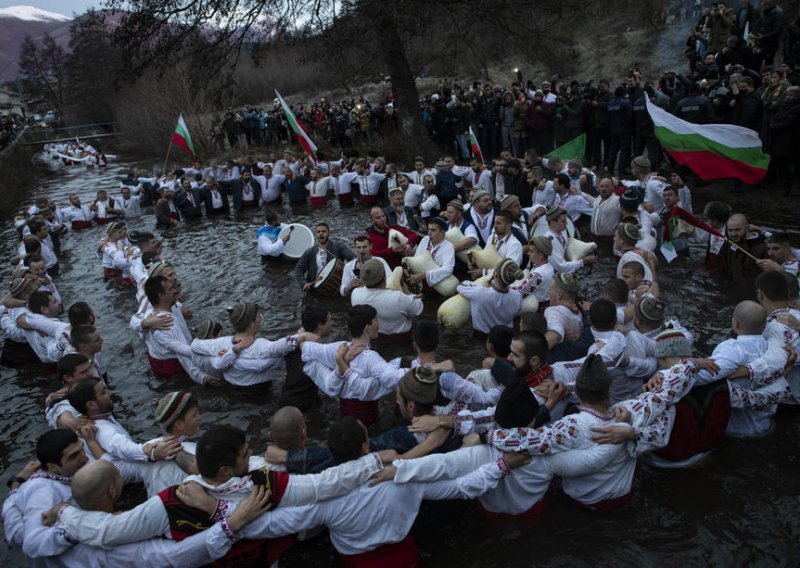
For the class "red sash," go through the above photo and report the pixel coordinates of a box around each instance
[338,193,354,206]
[340,399,379,426]
[310,196,327,207]
[572,491,632,513]
[339,533,419,568]
[359,194,379,204]
[71,220,93,231]
[147,354,186,378]
[474,496,546,521]
[169,212,180,221]
[103,267,122,281]
[241,200,258,209]
[95,217,113,225]
[158,478,294,567]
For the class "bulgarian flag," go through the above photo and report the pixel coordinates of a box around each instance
[171,114,195,159]
[646,96,769,184]
[661,205,725,262]
[469,126,483,163]
[275,90,317,162]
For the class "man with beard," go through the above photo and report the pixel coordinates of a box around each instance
[230,169,261,212]
[756,232,799,277]
[385,187,420,232]
[294,223,355,291]
[465,189,496,248]
[366,207,418,269]
[340,234,392,297]
[469,157,494,199]
[60,194,94,231]
[154,188,180,229]
[719,213,767,301]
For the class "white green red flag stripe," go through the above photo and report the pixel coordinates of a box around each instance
[171,114,195,159]
[646,96,769,185]
[660,205,726,262]
[275,90,317,162]
[468,126,483,163]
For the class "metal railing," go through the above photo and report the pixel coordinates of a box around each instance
[18,122,119,146]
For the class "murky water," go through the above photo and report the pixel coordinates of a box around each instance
[1,160,798,567]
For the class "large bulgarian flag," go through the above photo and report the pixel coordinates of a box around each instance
[171,114,195,159]
[275,90,318,162]
[468,126,483,163]
[646,96,769,184]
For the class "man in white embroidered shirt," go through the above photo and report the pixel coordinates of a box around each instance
[351,259,423,340]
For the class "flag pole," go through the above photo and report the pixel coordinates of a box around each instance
[162,114,179,175]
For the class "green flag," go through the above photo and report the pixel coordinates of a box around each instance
[546,133,586,162]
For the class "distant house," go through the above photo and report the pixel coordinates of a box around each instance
[0,86,25,116]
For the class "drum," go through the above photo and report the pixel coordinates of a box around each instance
[314,258,344,296]
[279,224,314,259]
[532,216,575,238]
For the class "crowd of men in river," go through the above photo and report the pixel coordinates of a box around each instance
[2,134,799,565]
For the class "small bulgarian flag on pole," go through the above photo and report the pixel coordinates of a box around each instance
[275,89,318,162]
[469,126,483,163]
[646,96,769,184]
[171,114,195,159]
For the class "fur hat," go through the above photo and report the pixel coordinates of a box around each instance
[399,366,438,404]
[576,354,612,395]
[500,194,520,210]
[496,259,524,286]
[554,272,580,295]
[494,378,540,428]
[529,236,553,257]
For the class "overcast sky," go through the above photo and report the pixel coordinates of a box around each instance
[0,1,99,18]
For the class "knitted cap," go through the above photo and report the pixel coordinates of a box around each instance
[496,259,524,286]
[631,155,651,170]
[554,272,580,294]
[447,199,464,212]
[495,378,540,428]
[473,188,490,202]
[389,186,403,196]
[106,220,125,236]
[228,301,259,327]
[621,223,640,242]
[360,258,385,287]
[500,194,520,210]
[545,205,566,222]
[529,236,553,257]
[576,354,612,395]
[9,277,29,297]
[155,391,194,429]
[654,328,692,358]
[399,366,438,404]
[435,160,447,169]
[620,189,641,209]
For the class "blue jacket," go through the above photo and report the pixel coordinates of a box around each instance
[607,97,633,136]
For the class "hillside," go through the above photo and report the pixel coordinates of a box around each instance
[0,6,72,82]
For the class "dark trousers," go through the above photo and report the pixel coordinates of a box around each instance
[591,127,611,168]
[606,134,632,175]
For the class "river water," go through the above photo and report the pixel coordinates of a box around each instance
[1,159,798,567]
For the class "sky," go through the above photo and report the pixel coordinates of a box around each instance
[0,1,99,18]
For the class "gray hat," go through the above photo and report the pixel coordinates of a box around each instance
[500,194,520,210]
[473,188,490,202]
[496,259,524,286]
[576,354,612,395]
[529,236,553,257]
[360,258,385,288]
[398,366,438,404]
[631,155,651,170]
[654,328,692,358]
[554,272,580,295]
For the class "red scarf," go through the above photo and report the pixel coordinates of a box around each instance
[525,364,553,388]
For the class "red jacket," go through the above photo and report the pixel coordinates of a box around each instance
[367,224,418,269]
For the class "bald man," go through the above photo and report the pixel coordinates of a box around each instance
[19,460,270,566]
[720,214,767,302]
[694,300,790,437]
[266,406,335,473]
